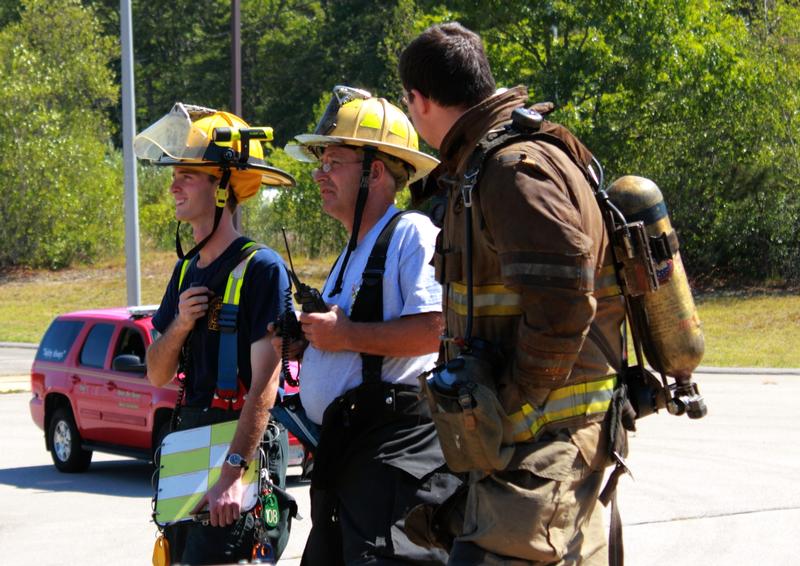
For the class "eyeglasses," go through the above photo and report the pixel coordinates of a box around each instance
[314,85,372,136]
[313,158,363,175]
[400,89,415,108]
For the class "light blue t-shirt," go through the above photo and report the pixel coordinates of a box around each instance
[300,205,441,424]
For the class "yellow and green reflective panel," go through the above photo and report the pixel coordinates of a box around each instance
[154,421,259,526]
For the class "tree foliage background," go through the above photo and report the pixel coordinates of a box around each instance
[0,0,797,284]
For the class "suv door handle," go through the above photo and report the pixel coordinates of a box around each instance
[106,381,117,391]
[70,375,81,384]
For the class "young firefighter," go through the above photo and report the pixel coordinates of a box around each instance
[134,104,295,564]
[276,87,461,565]
[399,24,627,565]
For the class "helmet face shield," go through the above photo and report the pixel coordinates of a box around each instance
[134,103,218,162]
[135,102,296,195]
[313,85,372,136]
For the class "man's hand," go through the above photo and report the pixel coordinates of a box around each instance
[191,465,245,527]
[175,286,212,334]
[147,285,214,387]
[299,304,351,351]
[267,321,308,360]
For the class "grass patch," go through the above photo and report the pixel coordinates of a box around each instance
[1,254,797,368]
[0,250,332,344]
[694,291,800,368]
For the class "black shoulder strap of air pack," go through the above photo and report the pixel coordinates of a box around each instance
[464,109,598,193]
[457,109,600,344]
[348,211,410,384]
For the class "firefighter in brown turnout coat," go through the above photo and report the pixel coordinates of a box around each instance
[400,23,626,564]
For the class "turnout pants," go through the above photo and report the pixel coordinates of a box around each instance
[448,430,608,566]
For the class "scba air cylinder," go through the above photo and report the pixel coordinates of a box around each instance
[606,175,705,380]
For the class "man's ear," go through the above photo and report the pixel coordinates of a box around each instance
[370,159,383,181]
[412,89,431,115]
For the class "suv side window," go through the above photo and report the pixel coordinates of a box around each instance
[113,327,146,363]
[79,323,115,368]
[36,320,84,362]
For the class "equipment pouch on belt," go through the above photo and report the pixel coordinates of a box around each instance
[419,353,514,473]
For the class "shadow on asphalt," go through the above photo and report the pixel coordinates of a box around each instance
[0,459,154,497]
[0,459,310,498]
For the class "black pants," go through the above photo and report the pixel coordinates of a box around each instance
[162,407,290,565]
[301,418,460,565]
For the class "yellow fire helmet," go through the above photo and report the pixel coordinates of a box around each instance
[135,102,295,203]
[285,86,439,185]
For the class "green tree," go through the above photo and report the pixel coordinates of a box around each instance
[0,0,121,268]
[431,0,800,283]
[242,147,347,258]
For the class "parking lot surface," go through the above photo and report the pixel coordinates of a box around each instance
[1,369,798,565]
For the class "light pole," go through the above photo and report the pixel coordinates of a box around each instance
[231,0,243,231]
[121,0,141,306]
[231,0,242,116]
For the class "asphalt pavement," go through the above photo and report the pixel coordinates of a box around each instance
[2,344,798,564]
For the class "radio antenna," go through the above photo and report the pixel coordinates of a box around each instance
[281,227,303,289]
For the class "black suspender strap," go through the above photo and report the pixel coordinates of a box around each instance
[349,211,410,384]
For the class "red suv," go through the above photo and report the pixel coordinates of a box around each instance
[29,306,303,473]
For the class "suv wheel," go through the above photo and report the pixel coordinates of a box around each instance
[49,408,92,473]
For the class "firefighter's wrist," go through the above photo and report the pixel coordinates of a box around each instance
[223,452,249,470]
[220,461,246,483]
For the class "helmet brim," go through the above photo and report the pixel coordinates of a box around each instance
[152,159,296,188]
[286,134,439,184]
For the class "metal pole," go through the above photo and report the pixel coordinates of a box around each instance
[121,0,141,306]
[231,0,243,231]
[231,0,242,115]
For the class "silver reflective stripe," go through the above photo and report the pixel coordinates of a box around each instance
[502,260,594,290]
[448,288,521,309]
[503,262,585,280]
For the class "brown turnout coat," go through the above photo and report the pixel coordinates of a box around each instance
[434,86,625,466]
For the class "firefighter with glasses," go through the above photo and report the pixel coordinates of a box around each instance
[277,86,461,565]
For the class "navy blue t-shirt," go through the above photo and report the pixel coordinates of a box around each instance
[152,237,290,407]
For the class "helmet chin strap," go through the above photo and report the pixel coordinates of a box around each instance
[329,147,376,297]
[175,169,233,259]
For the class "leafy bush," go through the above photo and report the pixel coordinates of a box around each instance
[0,0,121,268]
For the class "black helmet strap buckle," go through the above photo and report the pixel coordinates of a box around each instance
[329,146,376,297]
[175,168,232,260]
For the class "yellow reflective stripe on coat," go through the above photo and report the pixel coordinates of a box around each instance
[223,247,259,306]
[448,282,522,317]
[510,375,616,442]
